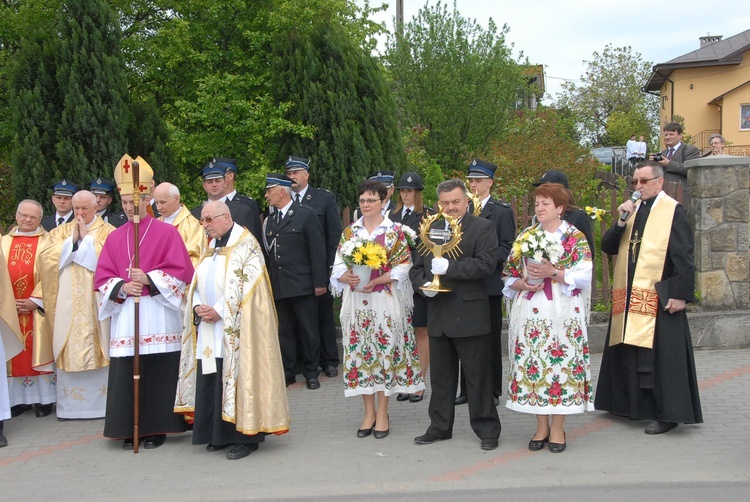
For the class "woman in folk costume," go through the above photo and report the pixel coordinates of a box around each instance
[175,201,290,460]
[330,180,424,439]
[502,182,594,453]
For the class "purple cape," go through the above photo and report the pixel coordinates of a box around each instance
[94,215,194,291]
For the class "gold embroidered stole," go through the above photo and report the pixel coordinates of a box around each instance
[610,195,677,348]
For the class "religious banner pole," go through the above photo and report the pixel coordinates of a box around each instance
[132,160,142,454]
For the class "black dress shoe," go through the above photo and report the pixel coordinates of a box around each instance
[143,434,166,449]
[454,395,468,406]
[408,393,424,403]
[528,434,550,451]
[548,432,566,453]
[226,443,258,460]
[396,393,410,402]
[644,420,678,435]
[35,404,53,418]
[285,375,296,387]
[10,404,32,417]
[356,425,374,438]
[323,366,338,378]
[306,378,321,390]
[414,433,449,445]
[480,438,499,451]
[373,428,389,439]
[206,443,230,452]
[0,433,8,448]
[122,437,139,450]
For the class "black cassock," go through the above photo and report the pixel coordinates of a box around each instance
[595,196,702,425]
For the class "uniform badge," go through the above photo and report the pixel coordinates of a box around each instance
[96,178,102,184]
[62,180,67,186]
[407,176,412,182]
[306,194,311,200]
[288,209,294,217]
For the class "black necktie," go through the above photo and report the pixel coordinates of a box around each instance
[57,217,64,226]
[403,208,411,220]
[275,210,282,224]
[295,193,301,204]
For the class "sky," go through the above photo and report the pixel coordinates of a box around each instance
[361,0,750,104]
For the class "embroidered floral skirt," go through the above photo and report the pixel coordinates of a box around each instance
[340,289,424,397]
[506,289,594,414]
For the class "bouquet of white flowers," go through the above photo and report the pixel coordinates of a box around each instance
[511,226,564,284]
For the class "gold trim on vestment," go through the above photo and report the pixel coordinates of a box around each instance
[609,194,677,348]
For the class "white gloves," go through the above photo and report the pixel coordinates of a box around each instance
[422,282,438,298]
[431,257,449,275]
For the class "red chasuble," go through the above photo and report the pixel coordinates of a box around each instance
[7,236,51,376]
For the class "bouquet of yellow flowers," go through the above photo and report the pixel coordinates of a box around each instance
[340,237,389,270]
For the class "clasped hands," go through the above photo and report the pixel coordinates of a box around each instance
[340,269,391,293]
[122,268,149,297]
[511,259,558,292]
[195,304,220,323]
[15,298,39,315]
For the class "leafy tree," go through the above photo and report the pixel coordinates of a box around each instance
[271,14,405,209]
[9,0,130,210]
[556,44,658,146]
[384,0,530,173]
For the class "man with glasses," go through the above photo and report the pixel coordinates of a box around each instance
[175,201,290,460]
[2,201,55,419]
[596,160,702,435]
[263,173,327,390]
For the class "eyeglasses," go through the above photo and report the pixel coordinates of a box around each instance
[630,177,660,187]
[358,198,382,205]
[16,212,41,220]
[199,213,226,224]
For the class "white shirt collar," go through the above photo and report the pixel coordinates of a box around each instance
[278,199,294,218]
[225,190,237,201]
[56,211,72,220]
[294,185,309,201]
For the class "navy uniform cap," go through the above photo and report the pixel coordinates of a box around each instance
[199,164,227,180]
[367,170,395,185]
[396,172,424,190]
[211,157,238,173]
[533,169,569,189]
[265,173,293,189]
[466,158,497,179]
[50,179,80,196]
[285,156,310,172]
[89,177,116,195]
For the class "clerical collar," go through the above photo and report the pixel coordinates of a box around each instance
[14,227,40,236]
[214,231,231,248]
[162,209,179,225]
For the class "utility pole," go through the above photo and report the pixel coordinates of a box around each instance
[396,0,403,37]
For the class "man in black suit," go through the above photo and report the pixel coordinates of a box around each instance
[410,179,502,451]
[89,178,127,228]
[284,156,342,378]
[262,173,328,390]
[40,179,79,231]
[651,122,699,211]
[452,159,516,406]
[190,163,261,242]
[210,157,263,226]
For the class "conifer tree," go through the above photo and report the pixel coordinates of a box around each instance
[273,18,405,209]
[11,0,129,208]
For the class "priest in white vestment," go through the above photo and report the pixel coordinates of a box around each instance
[1,247,25,447]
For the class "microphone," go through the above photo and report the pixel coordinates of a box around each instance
[619,190,641,221]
